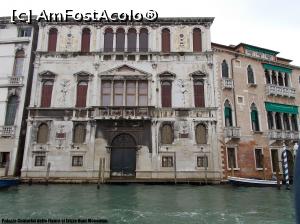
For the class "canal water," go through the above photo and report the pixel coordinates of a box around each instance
[0,184,295,224]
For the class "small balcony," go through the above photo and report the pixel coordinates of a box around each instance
[0,126,16,137]
[222,78,234,89]
[155,107,217,119]
[268,129,300,140]
[224,127,241,139]
[94,106,153,120]
[266,84,296,98]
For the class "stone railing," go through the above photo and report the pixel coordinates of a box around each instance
[0,126,16,137]
[222,78,234,89]
[224,127,241,138]
[266,84,296,98]
[155,108,217,119]
[94,106,153,119]
[268,129,300,140]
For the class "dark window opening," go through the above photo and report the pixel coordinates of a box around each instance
[72,156,83,166]
[127,28,137,52]
[193,28,202,52]
[161,28,170,53]
[255,148,263,169]
[247,65,255,84]
[0,152,10,168]
[48,28,58,52]
[224,100,233,127]
[116,28,125,52]
[41,80,53,107]
[227,148,237,169]
[162,156,173,167]
[222,60,229,78]
[139,28,148,52]
[81,28,91,53]
[104,28,113,52]
[35,156,46,166]
[161,81,172,107]
[197,155,208,168]
[76,81,88,107]
[251,103,260,131]
[194,80,205,107]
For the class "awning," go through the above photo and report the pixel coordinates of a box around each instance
[263,64,292,74]
[265,102,298,114]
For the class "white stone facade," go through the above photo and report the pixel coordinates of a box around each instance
[21,18,222,182]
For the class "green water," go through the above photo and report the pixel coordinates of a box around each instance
[0,184,295,224]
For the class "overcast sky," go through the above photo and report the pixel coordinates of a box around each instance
[2,0,299,65]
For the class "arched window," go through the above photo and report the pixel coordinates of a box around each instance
[193,28,202,52]
[161,124,173,144]
[76,81,88,107]
[283,113,290,130]
[81,28,90,52]
[48,28,58,52]
[224,100,233,127]
[221,60,229,78]
[247,65,255,84]
[194,80,205,107]
[104,28,113,52]
[13,50,25,76]
[275,112,282,130]
[41,81,53,107]
[265,70,270,84]
[271,71,277,85]
[127,28,137,52]
[278,72,284,86]
[284,73,289,87]
[291,114,298,131]
[250,103,260,131]
[161,81,172,107]
[37,123,49,144]
[195,124,207,144]
[161,28,170,53]
[4,95,18,126]
[116,28,125,52]
[139,28,148,52]
[73,123,86,144]
[267,111,274,130]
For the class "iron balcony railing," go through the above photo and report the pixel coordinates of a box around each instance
[266,84,296,98]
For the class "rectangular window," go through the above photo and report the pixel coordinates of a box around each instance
[35,156,45,166]
[0,152,10,168]
[101,81,111,106]
[197,156,208,168]
[138,81,148,106]
[227,147,237,169]
[194,81,205,107]
[161,81,172,107]
[114,81,124,106]
[162,156,173,167]
[72,156,83,166]
[126,81,136,106]
[255,148,263,169]
[271,149,279,172]
[18,27,32,37]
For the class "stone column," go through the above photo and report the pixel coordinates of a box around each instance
[288,114,292,131]
[112,31,116,52]
[124,30,128,52]
[272,112,276,130]
[280,113,284,130]
[136,30,140,52]
[275,71,279,85]
[268,70,272,84]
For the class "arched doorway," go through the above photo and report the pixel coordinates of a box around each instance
[110,133,136,176]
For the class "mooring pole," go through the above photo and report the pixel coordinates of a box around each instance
[45,162,51,185]
[262,154,266,180]
[4,159,10,177]
[275,159,281,190]
[174,152,177,184]
[97,158,102,189]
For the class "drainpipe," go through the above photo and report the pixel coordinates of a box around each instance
[231,54,239,127]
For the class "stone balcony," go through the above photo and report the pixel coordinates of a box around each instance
[0,126,16,137]
[265,84,296,98]
[222,78,234,89]
[155,107,217,119]
[93,106,153,120]
[0,76,24,87]
[268,129,300,140]
[224,127,241,139]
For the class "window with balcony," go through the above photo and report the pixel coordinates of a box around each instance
[265,69,270,84]
[161,81,172,107]
[247,65,255,84]
[37,123,49,144]
[255,148,263,169]
[195,124,207,144]
[73,123,86,144]
[161,28,170,53]
[41,80,53,107]
[76,81,88,107]
[139,28,148,52]
[227,147,237,169]
[193,28,202,52]
[81,28,90,53]
[194,80,205,107]
[13,50,25,76]
[224,100,233,127]
[267,111,274,129]
[48,28,58,52]
[161,123,173,144]
[127,28,137,52]
[4,95,18,126]
[250,103,260,131]
[291,114,298,131]
[275,112,282,130]
[104,28,113,52]
[283,113,290,130]
[116,28,125,52]
[222,60,229,78]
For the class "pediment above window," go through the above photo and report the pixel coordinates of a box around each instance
[189,70,207,79]
[99,64,152,80]
[38,71,57,81]
[73,71,94,81]
[158,71,176,80]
